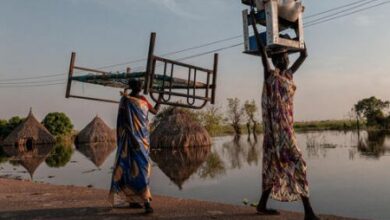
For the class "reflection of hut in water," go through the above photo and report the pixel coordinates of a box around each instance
[150,146,210,189]
[4,144,53,179]
[2,109,55,154]
[75,116,116,167]
[76,116,116,144]
[76,142,116,167]
[151,108,211,148]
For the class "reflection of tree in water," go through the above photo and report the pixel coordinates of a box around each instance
[45,142,74,168]
[222,137,261,169]
[3,144,53,179]
[305,133,338,159]
[246,138,260,166]
[0,146,9,164]
[357,131,390,159]
[75,142,115,168]
[150,146,210,190]
[198,152,226,179]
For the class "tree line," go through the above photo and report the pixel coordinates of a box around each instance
[0,112,73,140]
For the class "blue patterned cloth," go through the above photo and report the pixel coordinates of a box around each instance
[110,95,152,203]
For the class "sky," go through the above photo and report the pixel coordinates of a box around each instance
[1,0,390,129]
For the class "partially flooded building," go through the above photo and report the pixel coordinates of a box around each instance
[75,116,116,167]
[2,109,55,154]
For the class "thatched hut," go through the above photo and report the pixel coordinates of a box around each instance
[150,108,211,148]
[150,146,210,189]
[76,142,116,167]
[76,116,116,144]
[2,109,55,153]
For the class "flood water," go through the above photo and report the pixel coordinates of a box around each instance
[1,131,390,220]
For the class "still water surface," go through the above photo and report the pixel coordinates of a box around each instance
[1,131,390,220]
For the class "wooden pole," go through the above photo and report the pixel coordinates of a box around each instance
[144,32,156,94]
[211,53,218,104]
[65,52,76,98]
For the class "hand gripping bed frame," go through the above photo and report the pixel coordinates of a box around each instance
[65,33,218,109]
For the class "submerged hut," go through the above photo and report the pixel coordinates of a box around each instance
[150,108,211,148]
[2,109,55,153]
[150,146,210,189]
[75,116,116,167]
[76,116,116,144]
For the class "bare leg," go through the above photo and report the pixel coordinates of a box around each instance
[256,188,280,215]
[301,196,320,220]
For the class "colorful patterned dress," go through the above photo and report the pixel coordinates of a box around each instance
[110,95,152,203]
[261,69,309,202]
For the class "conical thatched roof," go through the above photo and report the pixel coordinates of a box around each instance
[76,142,116,167]
[76,116,116,144]
[150,146,210,189]
[3,109,55,146]
[150,108,211,148]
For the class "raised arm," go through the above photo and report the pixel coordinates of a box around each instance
[249,9,271,80]
[148,95,162,115]
[289,44,308,74]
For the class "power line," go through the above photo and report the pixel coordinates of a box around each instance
[305,0,373,18]
[0,72,65,82]
[305,1,390,27]
[0,82,65,88]
[0,78,66,85]
[305,0,382,26]
[95,35,244,70]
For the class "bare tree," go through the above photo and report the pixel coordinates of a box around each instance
[244,100,259,139]
[226,98,244,137]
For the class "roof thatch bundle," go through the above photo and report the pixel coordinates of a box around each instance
[76,142,116,167]
[2,109,55,150]
[76,116,116,144]
[150,108,211,148]
[150,146,210,189]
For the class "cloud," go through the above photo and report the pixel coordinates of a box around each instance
[148,0,203,20]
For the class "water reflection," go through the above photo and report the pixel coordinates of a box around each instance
[150,146,211,190]
[2,132,390,219]
[0,146,9,164]
[222,137,262,169]
[357,131,390,159]
[197,152,226,179]
[45,142,74,168]
[75,142,116,168]
[2,144,53,179]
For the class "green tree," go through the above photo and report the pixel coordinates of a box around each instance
[45,142,73,168]
[226,98,244,136]
[198,106,223,136]
[354,97,390,128]
[42,112,73,136]
[0,116,24,139]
